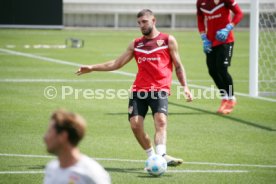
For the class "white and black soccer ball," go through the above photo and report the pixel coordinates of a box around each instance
[145,155,167,176]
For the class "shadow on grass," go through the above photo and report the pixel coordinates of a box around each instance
[105,167,172,178]
[106,112,205,116]
[168,101,276,132]
[105,102,275,131]
[105,167,143,174]
[137,174,172,178]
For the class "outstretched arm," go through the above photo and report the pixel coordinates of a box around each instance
[76,41,134,75]
[169,35,193,102]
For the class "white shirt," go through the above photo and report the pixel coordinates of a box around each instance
[44,155,111,184]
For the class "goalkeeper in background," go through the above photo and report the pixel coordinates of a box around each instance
[196,0,243,114]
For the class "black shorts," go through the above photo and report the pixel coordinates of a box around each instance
[207,42,234,68]
[128,91,168,121]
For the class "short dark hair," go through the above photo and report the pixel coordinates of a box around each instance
[137,9,154,18]
[51,109,86,146]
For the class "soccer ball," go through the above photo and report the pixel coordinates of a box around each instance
[145,155,167,176]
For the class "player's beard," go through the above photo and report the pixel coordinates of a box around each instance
[141,26,153,36]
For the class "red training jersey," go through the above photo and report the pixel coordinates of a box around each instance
[132,32,172,93]
[197,0,243,47]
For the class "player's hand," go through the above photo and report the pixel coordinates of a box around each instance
[216,24,234,42]
[201,34,212,54]
[75,65,93,76]
[184,86,193,102]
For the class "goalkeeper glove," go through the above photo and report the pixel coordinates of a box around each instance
[216,23,234,42]
[201,33,212,54]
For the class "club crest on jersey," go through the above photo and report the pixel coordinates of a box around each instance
[156,40,164,47]
[214,0,220,5]
[137,42,144,48]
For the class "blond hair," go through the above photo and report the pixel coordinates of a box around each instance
[51,109,86,146]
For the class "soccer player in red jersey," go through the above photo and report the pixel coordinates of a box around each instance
[76,9,193,166]
[197,0,243,114]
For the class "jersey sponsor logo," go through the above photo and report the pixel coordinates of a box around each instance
[137,57,161,64]
[207,13,222,20]
[224,58,229,65]
[156,40,164,47]
[161,106,167,112]
[200,3,224,14]
[201,2,206,6]
[128,106,133,114]
[214,0,220,5]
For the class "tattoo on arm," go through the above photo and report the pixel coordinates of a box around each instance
[175,65,187,86]
[169,35,188,87]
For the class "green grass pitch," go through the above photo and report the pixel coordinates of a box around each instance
[0,29,275,184]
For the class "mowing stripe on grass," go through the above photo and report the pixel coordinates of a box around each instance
[0,48,275,102]
[166,170,249,173]
[1,153,275,169]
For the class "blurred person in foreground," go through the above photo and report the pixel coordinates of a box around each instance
[43,109,111,184]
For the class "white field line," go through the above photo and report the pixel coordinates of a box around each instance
[0,171,44,174]
[183,161,276,168]
[0,79,259,83]
[0,48,275,102]
[0,48,134,77]
[0,153,275,169]
[94,158,276,169]
[0,170,248,175]
[0,153,53,158]
[0,79,133,83]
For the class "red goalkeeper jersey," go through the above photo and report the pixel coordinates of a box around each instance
[132,32,172,93]
[197,0,243,47]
